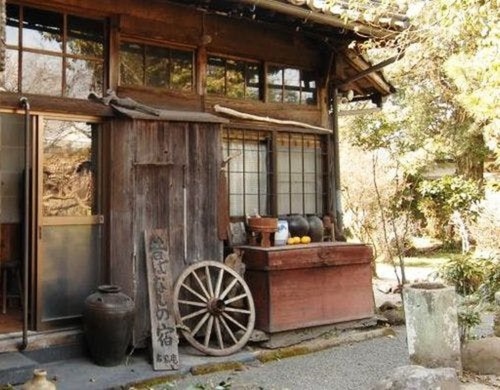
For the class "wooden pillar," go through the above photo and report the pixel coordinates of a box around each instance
[0,0,5,72]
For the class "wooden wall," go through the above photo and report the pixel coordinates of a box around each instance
[108,118,222,346]
[6,0,330,126]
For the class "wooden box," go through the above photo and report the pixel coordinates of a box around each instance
[241,242,374,333]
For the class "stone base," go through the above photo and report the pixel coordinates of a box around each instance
[256,317,377,349]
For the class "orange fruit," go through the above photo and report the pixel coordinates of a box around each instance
[292,236,301,244]
[301,236,311,244]
[287,237,295,245]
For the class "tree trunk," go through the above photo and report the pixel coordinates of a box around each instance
[456,133,485,185]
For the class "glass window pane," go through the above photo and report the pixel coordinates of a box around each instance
[245,174,259,194]
[267,66,282,103]
[2,49,19,92]
[302,91,316,105]
[66,15,104,57]
[6,4,20,46]
[229,171,244,195]
[22,52,62,95]
[41,225,100,322]
[170,49,193,91]
[226,59,245,98]
[145,45,169,88]
[245,194,259,215]
[246,64,260,100]
[301,69,317,105]
[43,120,98,216]
[304,194,316,214]
[284,68,300,87]
[230,195,244,216]
[290,194,303,214]
[245,149,260,172]
[277,193,290,215]
[284,88,300,104]
[23,7,63,52]
[207,56,225,94]
[66,59,103,98]
[120,42,144,86]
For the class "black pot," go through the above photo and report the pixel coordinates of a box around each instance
[307,215,324,242]
[287,214,309,237]
[84,285,135,366]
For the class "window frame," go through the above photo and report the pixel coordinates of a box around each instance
[222,125,328,219]
[4,3,107,98]
[266,63,318,106]
[206,54,262,100]
[118,37,196,93]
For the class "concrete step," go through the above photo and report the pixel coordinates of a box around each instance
[0,352,37,386]
[0,330,87,386]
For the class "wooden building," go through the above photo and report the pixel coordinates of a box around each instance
[0,0,406,349]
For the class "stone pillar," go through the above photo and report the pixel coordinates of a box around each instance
[494,291,500,337]
[403,282,462,372]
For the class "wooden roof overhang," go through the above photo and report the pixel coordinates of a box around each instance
[160,0,407,100]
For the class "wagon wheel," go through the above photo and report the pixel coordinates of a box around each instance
[173,260,255,356]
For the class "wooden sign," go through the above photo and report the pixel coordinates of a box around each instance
[144,229,179,370]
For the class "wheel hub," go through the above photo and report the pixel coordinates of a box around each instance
[208,298,225,315]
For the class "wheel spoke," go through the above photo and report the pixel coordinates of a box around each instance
[173,261,255,356]
[225,307,251,315]
[178,299,207,308]
[181,282,208,303]
[219,315,238,344]
[222,312,247,331]
[192,270,211,300]
[224,293,248,305]
[204,316,214,347]
[191,312,211,337]
[181,307,207,322]
[214,267,225,297]
[219,277,239,300]
[205,266,214,298]
[214,318,224,349]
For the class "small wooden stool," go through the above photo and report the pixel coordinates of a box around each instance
[1,260,23,314]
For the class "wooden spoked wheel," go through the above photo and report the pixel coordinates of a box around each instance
[173,260,255,356]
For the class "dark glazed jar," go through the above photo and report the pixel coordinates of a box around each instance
[307,215,324,242]
[287,214,309,237]
[84,285,135,366]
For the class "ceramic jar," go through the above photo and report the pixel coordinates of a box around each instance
[287,214,309,237]
[274,219,289,246]
[307,215,324,242]
[22,369,56,390]
[84,285,135,366]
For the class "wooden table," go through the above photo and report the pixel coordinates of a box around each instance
[240,242,375,333]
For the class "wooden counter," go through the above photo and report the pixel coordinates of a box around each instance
[240,242,374,333]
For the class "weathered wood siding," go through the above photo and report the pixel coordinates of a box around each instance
[109,119,222,346]
[2,0,328,126]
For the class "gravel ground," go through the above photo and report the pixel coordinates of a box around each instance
[156,328,410,390]
[153,263,498,390]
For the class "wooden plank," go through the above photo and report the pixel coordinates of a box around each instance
[144,229,179,371]
[245,261,374,333]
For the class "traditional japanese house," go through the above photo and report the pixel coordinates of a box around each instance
[0,0,407,351]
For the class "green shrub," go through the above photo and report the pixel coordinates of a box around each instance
[457,295,483,342]
[436,254,484,296]
[477,257,500,302]
[417,175,482,241]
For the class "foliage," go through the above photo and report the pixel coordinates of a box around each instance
[417,175,482,241]
[436,254,485,296]
[456,295,483,342]
[342,0,499,180]
[477,256,500,302]
[340,132,417,283]
[468,189,500,255]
